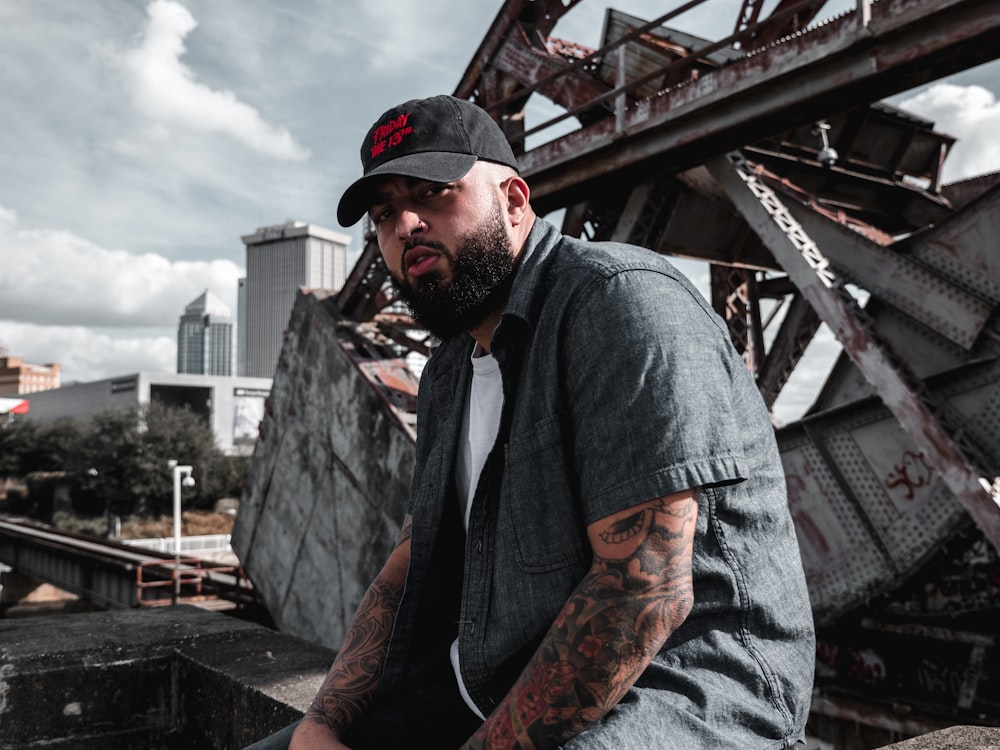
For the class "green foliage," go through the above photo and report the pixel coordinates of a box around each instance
[1,402,249,517]
[1,416,83,476]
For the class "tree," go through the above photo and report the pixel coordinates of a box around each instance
[0,416,83,477]
[137,400,245,514]
[0,416,39,477]
[4,402,248,519]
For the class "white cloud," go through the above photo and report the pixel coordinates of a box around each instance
[115,0,310,161]
[899,83,1000,182]
[0,205,242,330]
[0,322,175,386]
[356,1,501,77]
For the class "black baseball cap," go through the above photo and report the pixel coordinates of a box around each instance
[337,95,519,226]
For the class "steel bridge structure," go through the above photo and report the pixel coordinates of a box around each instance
[234,1,1000,745]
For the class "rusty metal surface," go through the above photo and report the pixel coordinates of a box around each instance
[737,0,831,50]
[489,25,613,120]
[777,199,991,350]
[710,153,1000,553]
[779,358,1000,624]
[810,526,1000,732]
[595,9,743,100]
[517,0,1000,214]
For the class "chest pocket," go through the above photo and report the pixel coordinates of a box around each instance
[501,414,587,572]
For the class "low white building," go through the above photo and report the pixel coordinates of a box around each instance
[24,372,272,456]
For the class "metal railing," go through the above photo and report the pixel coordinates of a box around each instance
[135,557,258,607]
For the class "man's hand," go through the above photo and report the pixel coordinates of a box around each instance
[288,718,352,750]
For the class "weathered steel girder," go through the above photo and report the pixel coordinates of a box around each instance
[505,0,1000,215]
[710,264,764,371]
[708,152,1000,553]
[734,0,829,50]
[329,0,1000,571]
[755,291,821,410]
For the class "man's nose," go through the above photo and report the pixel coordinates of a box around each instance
[397,209,425,238]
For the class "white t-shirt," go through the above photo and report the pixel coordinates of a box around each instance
[450,346,503,719]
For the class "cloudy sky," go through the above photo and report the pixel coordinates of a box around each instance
[1,0,998,424]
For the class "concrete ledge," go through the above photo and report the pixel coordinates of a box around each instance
[877,725,1000,749]
[0,606,334,749]
[7,608,996,749]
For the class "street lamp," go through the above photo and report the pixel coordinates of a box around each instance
[167,459,195,600]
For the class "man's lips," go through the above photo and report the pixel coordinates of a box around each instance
[405,246,441,277]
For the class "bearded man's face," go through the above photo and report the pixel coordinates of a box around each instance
[389,199,516,340]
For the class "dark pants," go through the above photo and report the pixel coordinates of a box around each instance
[243,660,482,749]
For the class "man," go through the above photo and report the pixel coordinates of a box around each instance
[248,94,815,750]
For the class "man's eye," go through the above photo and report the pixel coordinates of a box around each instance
[422,184,449,199]
[371,207,392,224]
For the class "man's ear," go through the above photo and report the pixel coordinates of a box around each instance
[503,175,530,226]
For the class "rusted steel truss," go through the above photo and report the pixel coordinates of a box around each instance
[334,0,1000,561]
[708,151,1000,551]
[488,0,1000,213]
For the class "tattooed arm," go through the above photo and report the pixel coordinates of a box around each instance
[288,514,413,750]
[461,489,698,750]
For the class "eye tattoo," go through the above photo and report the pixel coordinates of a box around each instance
[599,511,646,545]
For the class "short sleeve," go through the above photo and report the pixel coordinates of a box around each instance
[561,267,751,522]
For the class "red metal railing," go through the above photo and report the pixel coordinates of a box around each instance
[135,558,260,608]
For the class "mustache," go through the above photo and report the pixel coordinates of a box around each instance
[403,237,448,253]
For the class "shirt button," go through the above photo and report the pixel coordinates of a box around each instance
[475,537,483,553]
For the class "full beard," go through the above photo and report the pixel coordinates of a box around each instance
[391,203,517,341]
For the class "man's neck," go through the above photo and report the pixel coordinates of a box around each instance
[468,310,503,354]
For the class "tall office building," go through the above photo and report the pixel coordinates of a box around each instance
[177,290,234,376]
[241,221,350,378]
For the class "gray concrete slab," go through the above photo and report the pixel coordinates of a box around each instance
[231,291,416,651]
[0,606,334,749]
[3,605,996,749]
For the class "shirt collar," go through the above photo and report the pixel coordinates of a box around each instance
[497,217,563,333]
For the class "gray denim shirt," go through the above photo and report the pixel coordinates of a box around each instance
[381,218,815,749]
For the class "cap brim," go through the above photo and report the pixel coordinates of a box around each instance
[337,151,478,226]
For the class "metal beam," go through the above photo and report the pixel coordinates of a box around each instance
[454,0,584,101]
[780,199,993,350]
[520,0,1000,214]
[489,28,612,118]
[707,151,1000,551]
[756,292,821,409]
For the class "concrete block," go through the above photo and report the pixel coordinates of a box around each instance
[232,291,415,650]
[0,606,334,749]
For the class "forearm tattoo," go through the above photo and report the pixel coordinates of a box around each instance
[472,495,696,750]
[303,521,411,735]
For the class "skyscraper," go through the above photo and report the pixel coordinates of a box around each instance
[241,221,350,378]
[177,290,234,376]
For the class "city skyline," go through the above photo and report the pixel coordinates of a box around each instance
[1,0,999,423]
